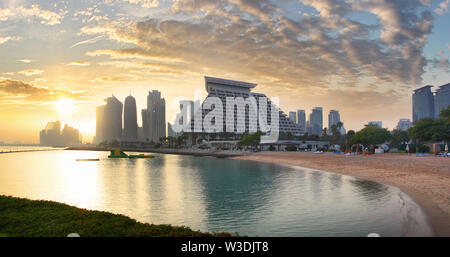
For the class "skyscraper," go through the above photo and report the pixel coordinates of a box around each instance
[40,121,61,146]
[368,121,382,128]
[396,119,412,131]
[297,110,306,132]
[413,85,434,123]
[143,90,166,143]
[328,110,340,135]
[102,95,123,143]
[289,112,297,124]
[185,76,302,140]
[309,107,323,135]
[434,83,450,118]
[123,95,138,140]
[95,105,105,144]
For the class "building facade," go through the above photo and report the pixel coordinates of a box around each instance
[289,112,297,124]
[368,121,382,128]
[123,95,138,140]
[40,121,79,146]
[185,76,302,141]
[297,110,306,132]
[309,107,323,135]
[95,95,123,143]
[396,119,412,131]
[434,83,450,118]
[413,85,434,123]
[328,110,340,135]
[143,90,166,143]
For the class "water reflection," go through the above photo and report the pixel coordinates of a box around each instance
[0,150,433,236]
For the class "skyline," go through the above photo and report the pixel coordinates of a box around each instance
[1,0,450,143]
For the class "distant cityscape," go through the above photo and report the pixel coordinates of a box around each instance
[36,78,450,147]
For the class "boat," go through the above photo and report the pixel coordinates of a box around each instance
[76,158,100,161]
[108,149,154,159]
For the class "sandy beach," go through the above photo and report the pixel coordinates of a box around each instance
[233,152,450,237]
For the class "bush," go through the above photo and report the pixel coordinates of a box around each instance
[285,145,297,151]
[268,145,276,151]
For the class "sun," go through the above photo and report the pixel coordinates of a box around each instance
[54,98,76,116]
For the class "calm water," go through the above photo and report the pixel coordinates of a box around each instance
[0,150,434,236]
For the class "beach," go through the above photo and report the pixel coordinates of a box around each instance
[233,152,450,237]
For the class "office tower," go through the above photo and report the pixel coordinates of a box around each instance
[61,124,80,145]
[94,105,105,144]
[143,90,166,143]
[168,123,180,138]
[412,85,434,123]
[123,95,138,140]
[309,107,323,135]
[39,121,61,146]
[368,121,382,128]
[396,119,412,131]
[328,110,341,135]
[289,112,297,124]
[103,95,123,142]
[434,83,450,118]
[186,76,301,139]
[297,110,306,132]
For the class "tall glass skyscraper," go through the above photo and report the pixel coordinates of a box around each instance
[412,85,434,123]
[142,90,166,143]
[123,95,138,140]
[309,107,323,135]
[434,83,450,118]
[289,112,297,124]
[328,110,340,134]
[297,110,306,132]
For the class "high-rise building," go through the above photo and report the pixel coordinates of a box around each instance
[143,90,166,143]
[185,76,302,140]
[434,83,450,118]
[40,121,61,146]
[289,112,297,124]
[396,119,412,131]
[98,95,123,143]
[297,110,306,132]
[413,85,434,123]
[61,124,80,145]
[40,121,79,146]
[368,121,382,128]
[94,105,105,144]
[328,110,340,135]
[309,107,323,135]
[123,95,138,140]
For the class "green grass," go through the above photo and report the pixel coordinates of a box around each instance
[0,195,234,237]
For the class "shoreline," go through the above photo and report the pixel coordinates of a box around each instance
[65,146,249,158]
[232,152,450,237]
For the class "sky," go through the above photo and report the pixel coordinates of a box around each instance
[0,0,449,144]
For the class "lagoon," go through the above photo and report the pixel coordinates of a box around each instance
[0,150,433,236]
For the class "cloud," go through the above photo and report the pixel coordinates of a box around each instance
[67,61,91,66]
[0,36,22,45]
[71,35,104,48]
[0,5,64,25]
[17,59,33,63]
[435,0,450,15]
[80,0,434,90]
[0,79,88,102]
[431,57,450,72]
[17,69,44,76]
[122,0,159,8]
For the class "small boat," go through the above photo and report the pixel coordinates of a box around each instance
[76,158,100,161]
[108,149,154,159]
